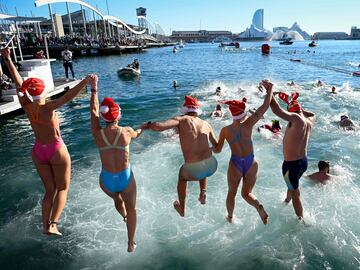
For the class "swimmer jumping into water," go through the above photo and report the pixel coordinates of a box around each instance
[90,77,142,252]
[141,96,218,217]
[270,90,315,221]
[212,80,274,225]
[1,47,91,236]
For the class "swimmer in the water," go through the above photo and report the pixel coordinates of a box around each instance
[258,119,281,134]
[211,104,223,118]
[338,115,355,131]
[307,160,332,184]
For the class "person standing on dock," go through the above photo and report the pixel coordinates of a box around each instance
[141,96,218,217]
[270,91,315,222]
[1,47,91,236]
[61,46,75,81]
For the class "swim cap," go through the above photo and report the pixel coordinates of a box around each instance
[19,78,45,100]
[278,92,301,112]
[340,115,348,121]
[182,95,200,114]
[221,98,247,120]
[100,97,121,122]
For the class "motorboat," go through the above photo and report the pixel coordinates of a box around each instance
[309,41,318,47]
[280,38,293,45]
[117,67,141,77]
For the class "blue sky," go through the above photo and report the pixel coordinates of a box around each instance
[2,0,359,34]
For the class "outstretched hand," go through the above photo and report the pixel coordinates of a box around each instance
[86,74,98,89]
[0,47,11,60]
[260,80,274,93]
[139,122,150,130]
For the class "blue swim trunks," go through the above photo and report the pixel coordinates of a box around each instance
[100,166,132,193]
[183,156,218,180]
[282,157,308,190]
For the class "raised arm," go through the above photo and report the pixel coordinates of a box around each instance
[146,117,181,132]
[89,74,101,134]
[270,95,295,122]
[46,76,89,111]
[301,108,315,126]
[212,127,226,153]
[1,47,31,106]
[246,80,274,127]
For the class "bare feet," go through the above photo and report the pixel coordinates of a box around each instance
[257,205,269,225]
[173,200,185,217]
[47,222,62,236]
[128,241,137,253]
[284,197,291,204]
[226,215,233,223]
[198,190,206,205]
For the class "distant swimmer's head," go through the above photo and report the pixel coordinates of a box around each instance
[340,115,349,121]
[220,97,247,120]
[278,92,302,113]
[182,95,200,114]
[332,86,336,92]
[18,78,46,101]
[216,104,221,111]
[271,120,281,130]
[318,160,330,173]
[100,97,121,123]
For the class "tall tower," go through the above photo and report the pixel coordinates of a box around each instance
[252,9,264,30]
[136,7,147,32]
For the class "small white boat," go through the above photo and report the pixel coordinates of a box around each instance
[117,67,141,77]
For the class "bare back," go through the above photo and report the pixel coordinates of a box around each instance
[283,114,312,161]
[93,125,132,173]
[177,115,213,163]
[223,120,254,157]
[24,103,61,144]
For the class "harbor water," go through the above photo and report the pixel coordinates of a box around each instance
[1,41,360,269]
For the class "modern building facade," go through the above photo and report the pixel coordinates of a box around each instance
[350,26,360,39]
[312,32,349,40]
[239,9,271,40]
[171,30,233,42]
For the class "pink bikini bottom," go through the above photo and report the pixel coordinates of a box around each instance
[32,138,64,164]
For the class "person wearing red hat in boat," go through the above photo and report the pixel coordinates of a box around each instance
[1,46,91,236]
[90,78,142,252]
[270,89,315,222]
[141,95,218,217]
[212,80,273,225]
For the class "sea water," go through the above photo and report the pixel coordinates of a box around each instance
[0,41,360,270]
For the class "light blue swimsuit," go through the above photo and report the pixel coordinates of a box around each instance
[98,128,132,193]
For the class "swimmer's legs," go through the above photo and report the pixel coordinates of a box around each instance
[121,177,137,252]
[289,188,303,218]
[198,178,207,204]
[226,162,241,223]
[174,166,189,217]
[242,162,268,225]
[284,189,292,203]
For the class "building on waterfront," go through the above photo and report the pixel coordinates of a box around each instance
[238,9,272,41]
[171,30,233,42]
[136,7,148,33]
[271,22,310,40]
[312,32,349,40]
[350,26,360,39]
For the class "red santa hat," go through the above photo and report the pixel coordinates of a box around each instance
[220,98,247,120]
[100,97,121,122]
[19,78,46,100]
[278,92,302,112]
[182,95,200,114]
